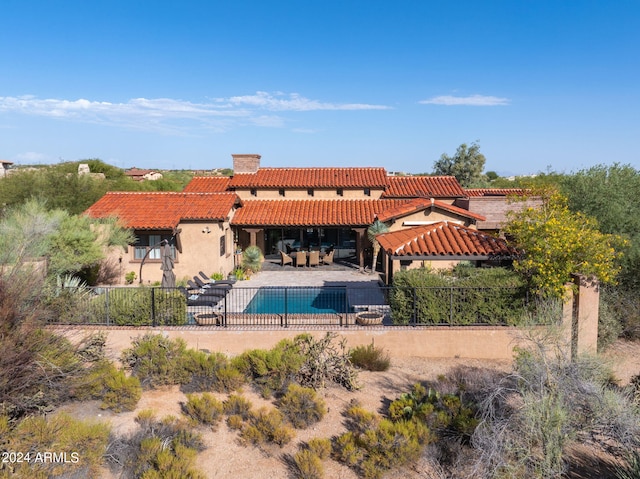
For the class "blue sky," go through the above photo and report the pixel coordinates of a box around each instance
[1,1,638,176]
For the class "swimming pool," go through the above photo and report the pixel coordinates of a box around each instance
[244,287,349,314]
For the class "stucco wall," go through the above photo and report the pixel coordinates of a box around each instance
[106,220,236,285]
[59,326,535,361]
[233,188,384,200]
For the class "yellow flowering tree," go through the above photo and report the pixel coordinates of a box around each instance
[504,190,627,299]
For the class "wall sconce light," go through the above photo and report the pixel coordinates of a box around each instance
[202,226,211,234]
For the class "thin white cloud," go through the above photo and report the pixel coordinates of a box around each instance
[420,94,510,106]
[0,92,390,134]
[226,91,391,111]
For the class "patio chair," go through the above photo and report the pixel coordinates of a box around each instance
[322,249,335,265]
[295,250,307,267]
[308,250,320,267]
[280,250,293,266]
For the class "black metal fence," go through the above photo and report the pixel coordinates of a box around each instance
[47,284,531,328]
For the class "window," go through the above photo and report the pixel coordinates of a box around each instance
[134,234,176,261]
[220,235,226,256]
[337,188,343,196]
[279,188,285,197]
[307,188,314,197]
[250,188,257,197]
[364,188,371,196]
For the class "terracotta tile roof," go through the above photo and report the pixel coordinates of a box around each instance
[465,188,528,197]
[376,222,518,258]
[183,176,231,192]
[376,198,486,223]
[228,167,388,189]
[382,176,466,198]
[231,199,409,227]
[84,192,240,230]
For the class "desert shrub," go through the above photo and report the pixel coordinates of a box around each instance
[3,412,110,478]
[306,437,332,460]
[616,449,640,479]
[242,245,264,273]
[334,417,430,479]
[121,333,192,388]
[240,407,294,447]
[344,400,379,434]
[471,332,640,479]
[75,331,107,362]
[335,383,478,478]
[630,374,640,405]
[74,360,142,412]
[278,384,326,429]
[181,349,245,393]
[227,414,244,430]
[293,449,324,479]
[182,393,224,427]
[598,294,624,350]
[0,325,88,418]
[349,341,390,371]
[232,338,306,396]
[106,412,206,479]
[223,394,253,419]
[601,285,640,341]
[389,267,528,325]
[295,333,360,391]
[215,365,246,392]
[89,286,187,326]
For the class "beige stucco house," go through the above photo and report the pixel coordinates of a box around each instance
[85,154,527,284]
[85,192,241,284]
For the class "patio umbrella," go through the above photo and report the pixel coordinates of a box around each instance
[160,240,176,288]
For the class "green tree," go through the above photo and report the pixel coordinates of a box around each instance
[0,199,134,283]
[559,163,640,288]
[433,142,487,187]
[367,220,389,273]
[504,190,626,299]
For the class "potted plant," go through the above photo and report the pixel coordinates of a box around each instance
[355,310,385,325]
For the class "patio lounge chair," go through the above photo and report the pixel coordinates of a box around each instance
[280,250,293,266]
[179,287,223,306]
[308,250,320,267]
[198,271,236,285]
[295,250,307,267]
[192,276,233,293]
[322,249,335,265]
[187,279,206,290]
[198,271,213,282]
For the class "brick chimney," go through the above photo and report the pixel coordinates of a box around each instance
[232,154,261,174]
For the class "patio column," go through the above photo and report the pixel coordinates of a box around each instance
[353,227,367,273]
[243,228,263,248]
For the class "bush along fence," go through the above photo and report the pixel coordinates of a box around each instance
[46,284,536,328]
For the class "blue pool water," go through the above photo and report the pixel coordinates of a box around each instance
[244,287,349,314]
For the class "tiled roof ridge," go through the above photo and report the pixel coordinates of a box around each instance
[102,191,234,195]
[234,166,386,171]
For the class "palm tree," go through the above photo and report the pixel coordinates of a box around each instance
[367,220,389,273]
